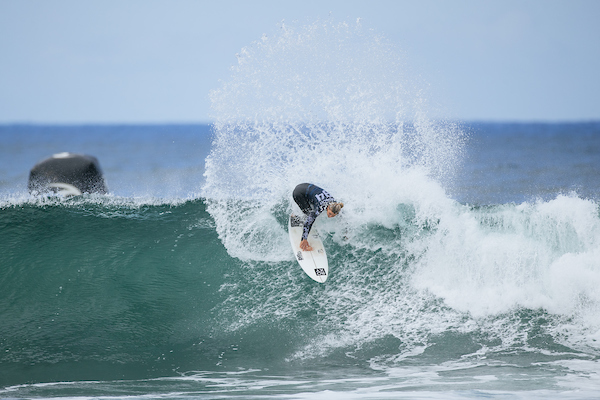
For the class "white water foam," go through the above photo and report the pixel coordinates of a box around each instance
[292,193,600,362]
[203,19,463,262]
[204,18,600,373]
[412,195,600,339]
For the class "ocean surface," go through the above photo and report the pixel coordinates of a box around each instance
[2,20,600,400]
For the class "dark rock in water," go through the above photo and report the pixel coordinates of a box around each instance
[28,152,108,196]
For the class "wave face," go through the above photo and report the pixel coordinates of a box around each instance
[0,199,227,384]
[1,19,600,399]
[1,195,599,397]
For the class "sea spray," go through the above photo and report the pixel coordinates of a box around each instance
[204,19,464,262]
[203,18,483,363]
[203,18,600,366]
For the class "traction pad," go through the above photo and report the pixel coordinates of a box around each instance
[290,215,304,227]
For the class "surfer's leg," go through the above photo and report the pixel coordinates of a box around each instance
[293,183,312,215]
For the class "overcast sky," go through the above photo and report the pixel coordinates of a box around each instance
[1,0,599,124]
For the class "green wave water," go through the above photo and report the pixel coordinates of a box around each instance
[1,196,599,398]
[1,199,230,384]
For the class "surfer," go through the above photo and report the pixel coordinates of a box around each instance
[293,183,343,251]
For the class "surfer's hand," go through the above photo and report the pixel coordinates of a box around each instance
[300,239,313,251]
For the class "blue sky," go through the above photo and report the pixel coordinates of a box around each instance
[1,0,598,123]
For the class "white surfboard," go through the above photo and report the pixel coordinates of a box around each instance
[288,214,329,283]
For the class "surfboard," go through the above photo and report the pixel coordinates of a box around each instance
[288,214,329,283]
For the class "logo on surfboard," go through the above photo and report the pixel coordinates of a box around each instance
[296,251,303,261]
[314,268,326,276]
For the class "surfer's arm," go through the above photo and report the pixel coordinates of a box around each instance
[300,212,317,250]
[301,212,316,240]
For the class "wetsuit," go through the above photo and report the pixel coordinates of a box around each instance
[292,183,336,242]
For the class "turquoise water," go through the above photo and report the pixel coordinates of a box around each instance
[1,194,599,399]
